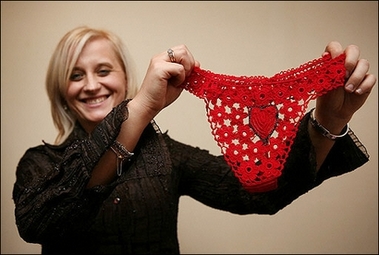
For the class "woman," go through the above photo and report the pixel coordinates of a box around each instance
[13,26,376,254]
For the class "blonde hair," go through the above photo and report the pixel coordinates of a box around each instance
[46,26,138,144]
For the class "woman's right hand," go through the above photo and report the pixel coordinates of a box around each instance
[132,45,199,120]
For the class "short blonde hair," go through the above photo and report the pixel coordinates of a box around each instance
[46,26,138,144]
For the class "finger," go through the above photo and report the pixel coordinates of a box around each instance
[167,64,187,87]
[165,45,189,63]
[175,45,196,75]
[324,41,343,58]
[345,58,370,93]
[344,44,360,78]
[166,45,196,76]
[353,73,376,95]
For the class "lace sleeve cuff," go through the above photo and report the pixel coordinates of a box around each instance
[315,128,369,183]
[279,111,369,189]
[81,99,131,171]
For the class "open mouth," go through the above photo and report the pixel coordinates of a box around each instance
[81,95,109,105]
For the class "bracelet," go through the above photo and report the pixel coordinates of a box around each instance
[110,140,134,176]
[309,108,349,140]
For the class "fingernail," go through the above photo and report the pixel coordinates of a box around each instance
[355,88,363,95]
[346,84,354,92]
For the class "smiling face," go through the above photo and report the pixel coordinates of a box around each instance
[65,38,127,133]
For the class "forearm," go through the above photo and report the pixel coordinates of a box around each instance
[86,98,158,188]
[308,108,351,171]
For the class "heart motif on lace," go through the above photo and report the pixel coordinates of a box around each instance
[249,105,278,143]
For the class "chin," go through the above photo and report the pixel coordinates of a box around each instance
[88,110,112,123]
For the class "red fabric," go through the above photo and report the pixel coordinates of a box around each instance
[182,53,346,192]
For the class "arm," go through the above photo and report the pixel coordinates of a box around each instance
[13,101,129,243]
[86,45,199,188]
[168,112,368,215]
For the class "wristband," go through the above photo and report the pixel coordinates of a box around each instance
[309,108,349,140]
[110,140,134,176]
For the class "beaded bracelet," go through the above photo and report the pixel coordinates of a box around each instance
[309,108,349,140]
[110,140,134,176]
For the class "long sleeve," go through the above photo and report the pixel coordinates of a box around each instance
[167,111,368,215]
[12,100,129,244]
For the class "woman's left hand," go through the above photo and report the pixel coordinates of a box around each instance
[314,41,376,134]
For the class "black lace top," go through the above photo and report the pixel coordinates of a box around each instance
[12,100,369,254]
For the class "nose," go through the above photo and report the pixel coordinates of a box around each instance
[84,75,101,92]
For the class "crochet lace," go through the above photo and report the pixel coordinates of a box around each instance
[182,53,346,192]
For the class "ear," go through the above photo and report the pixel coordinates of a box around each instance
[60,97,68,111]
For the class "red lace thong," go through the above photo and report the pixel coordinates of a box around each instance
[182,53,346,192]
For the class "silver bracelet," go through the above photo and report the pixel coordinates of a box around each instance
[309,108,349,140]
[110,140,134,176]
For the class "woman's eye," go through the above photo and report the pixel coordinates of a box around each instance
[69,73,84,81]
[98,70,111,76]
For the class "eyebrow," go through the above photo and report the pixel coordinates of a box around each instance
[72,62,114,71]
[96,62,113,68]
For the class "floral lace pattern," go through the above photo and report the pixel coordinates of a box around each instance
[182,53,346,192]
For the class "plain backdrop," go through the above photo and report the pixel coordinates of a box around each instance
[1,1,378,254]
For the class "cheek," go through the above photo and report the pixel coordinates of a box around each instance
[118,84,127,100]
[109,77,127,97]
[65,83,81,103]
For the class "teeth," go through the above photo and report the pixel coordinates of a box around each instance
[86,97,106,104]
